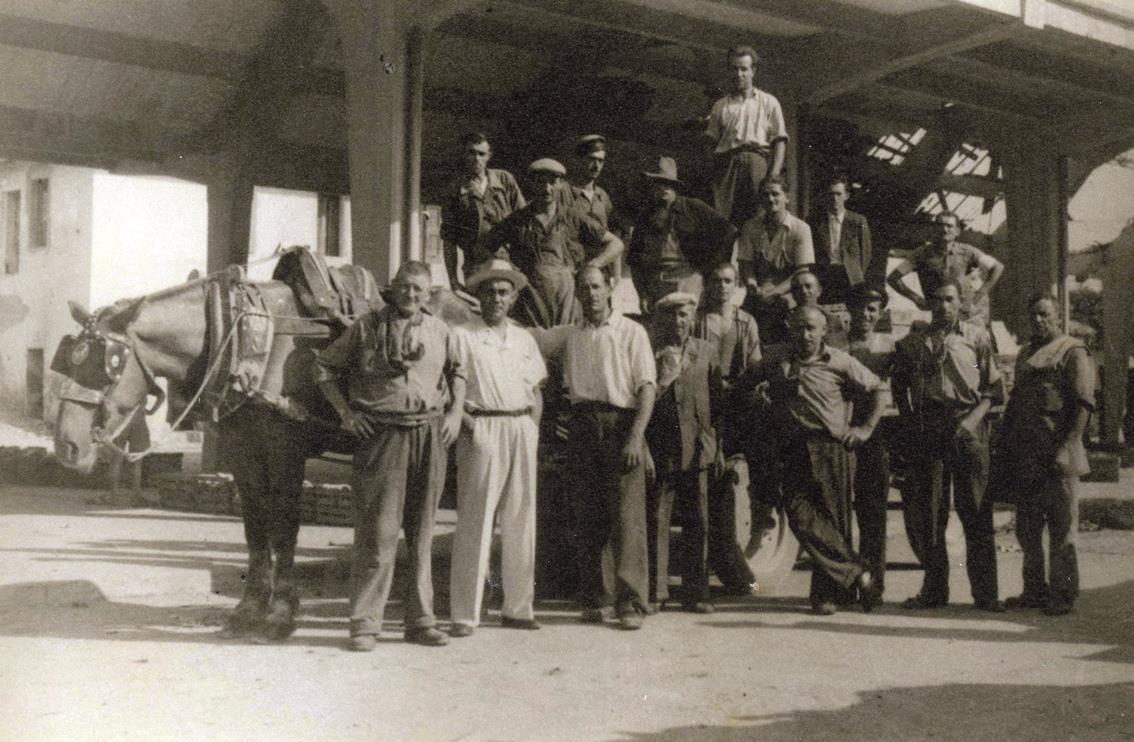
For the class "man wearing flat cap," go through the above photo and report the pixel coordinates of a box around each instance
[478,158,624,328]
[571,135,616,232]
[628,156,737,314]
[441,132,526,290]
[448,258,548,638]
[645,292,721,614]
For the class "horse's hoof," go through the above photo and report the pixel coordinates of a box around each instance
[218,612,262,639]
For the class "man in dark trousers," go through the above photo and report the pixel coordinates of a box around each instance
[846,285,896,599]
[998,294,1095,616]
[738,305,884,614]
[645,292,721,614]
[892,282,1005,612]
[808,175,885,305]
[628,156,736,313]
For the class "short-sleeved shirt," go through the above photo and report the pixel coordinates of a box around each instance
[315,307,462,422]
[737,212,815,286]
[572,183,615,233]
[441,168,526,249]
[451,317,547,412]
[894,320,1003,411]
[746,343,883,440]
[478,202,606,277]
[892,241,1000,324]
[693,306,762,381]
[562,314,657,409]
[705,88,789,154]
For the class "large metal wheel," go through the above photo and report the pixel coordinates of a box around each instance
[728,458,798,590]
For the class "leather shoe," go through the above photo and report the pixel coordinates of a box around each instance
[1042,601,1074,616]
[501,617,540,630]
[618,611,644,631]
[1004,593,1047,610]
[682,602,715,614]
[347,634,377,652]
[974,599,1006,613]
[902,593,948,610]
[580,606,615,624]
[812,601,837,616]
[404,626,449,646]
[448,623,475,638]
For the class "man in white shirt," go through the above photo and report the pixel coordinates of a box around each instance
[449,259,548,638]
[704,45,788,226]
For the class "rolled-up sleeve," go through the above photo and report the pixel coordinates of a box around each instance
[314,320,360,384]
[977,332,1005,404]
[626,322,657,393]
[1066,346,1097,410]
[444,325,467,381]
[842,354,883,396]
[768,96,789,142]
[792,220,815,266]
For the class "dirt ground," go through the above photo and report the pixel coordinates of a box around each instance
[1,482,1132,742]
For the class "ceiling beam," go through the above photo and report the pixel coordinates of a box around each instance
[942,54,1134,111]
[937,172,1004,199]
[0,104,168,164]
[879,67,1052,120]
[0,11,344,97]
[799,8,1025,104]
[964,42,1134,103]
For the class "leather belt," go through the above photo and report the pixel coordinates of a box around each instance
[469,407,532,417]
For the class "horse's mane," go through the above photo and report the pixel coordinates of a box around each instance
[96,276,211,323]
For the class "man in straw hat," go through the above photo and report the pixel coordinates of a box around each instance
[477,158,623,328]
[448,259,548,637]
[628,156,736,313]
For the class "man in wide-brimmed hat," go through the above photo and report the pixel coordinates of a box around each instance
[477,158,624,327]
[448,258,547,638]
[628,156,736,313]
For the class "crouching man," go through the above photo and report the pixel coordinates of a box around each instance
[737,305,884,614]
[448,259,548,637]
[316,261,466,650]
[646,292,721,614]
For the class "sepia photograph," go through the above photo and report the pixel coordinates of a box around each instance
[1,1,1132,740]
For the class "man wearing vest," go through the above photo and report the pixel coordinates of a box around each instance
[997,294,1095,616]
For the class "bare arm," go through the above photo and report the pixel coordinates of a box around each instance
[887,268,927,310]
[588,231,625,270]
[769,139,786,178]
[973,258,1004,305]
[622,383,657,470]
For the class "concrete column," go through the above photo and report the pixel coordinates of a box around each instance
[328,0,413,283]
[1101,226,1134,449]
[404,27,426,262]
[999,137,1064,338]
[206,168,255,272]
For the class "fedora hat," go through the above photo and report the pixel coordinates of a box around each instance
[466,258,528,292]
[642,156,683,189]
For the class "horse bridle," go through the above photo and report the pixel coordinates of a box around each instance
[53,310,166,450]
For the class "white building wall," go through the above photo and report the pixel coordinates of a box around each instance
[246,186,352,281]
[89,173,208,307]
[0,162,94,415]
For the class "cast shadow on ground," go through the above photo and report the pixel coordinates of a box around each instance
[699,578,1134,665]
[617,681,1134,742]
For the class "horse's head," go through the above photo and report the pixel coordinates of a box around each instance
[53,299,160,473]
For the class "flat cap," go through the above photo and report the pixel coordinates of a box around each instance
[847,284,889,308]
[655,292,698,311]
[575,134,606,156]
[528,158,567,176]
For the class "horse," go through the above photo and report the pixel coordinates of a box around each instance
[52,268,476,641]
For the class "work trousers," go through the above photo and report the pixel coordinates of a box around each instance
[1014,471,1079,606]
[647,468,710,605]
[637,270,704,316]
[567,404,649,615]
[779,434,865,600]
[450,415,539,627]
[853,436,890,594]
[349,417,447,636]
[712,148,768,226]
[904,414,999,603]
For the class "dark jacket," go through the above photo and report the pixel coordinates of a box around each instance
[629,196,737,276]
[647,336,719,474]
[809,208,884,290]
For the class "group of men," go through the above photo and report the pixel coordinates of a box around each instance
[313,43,1096,650]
